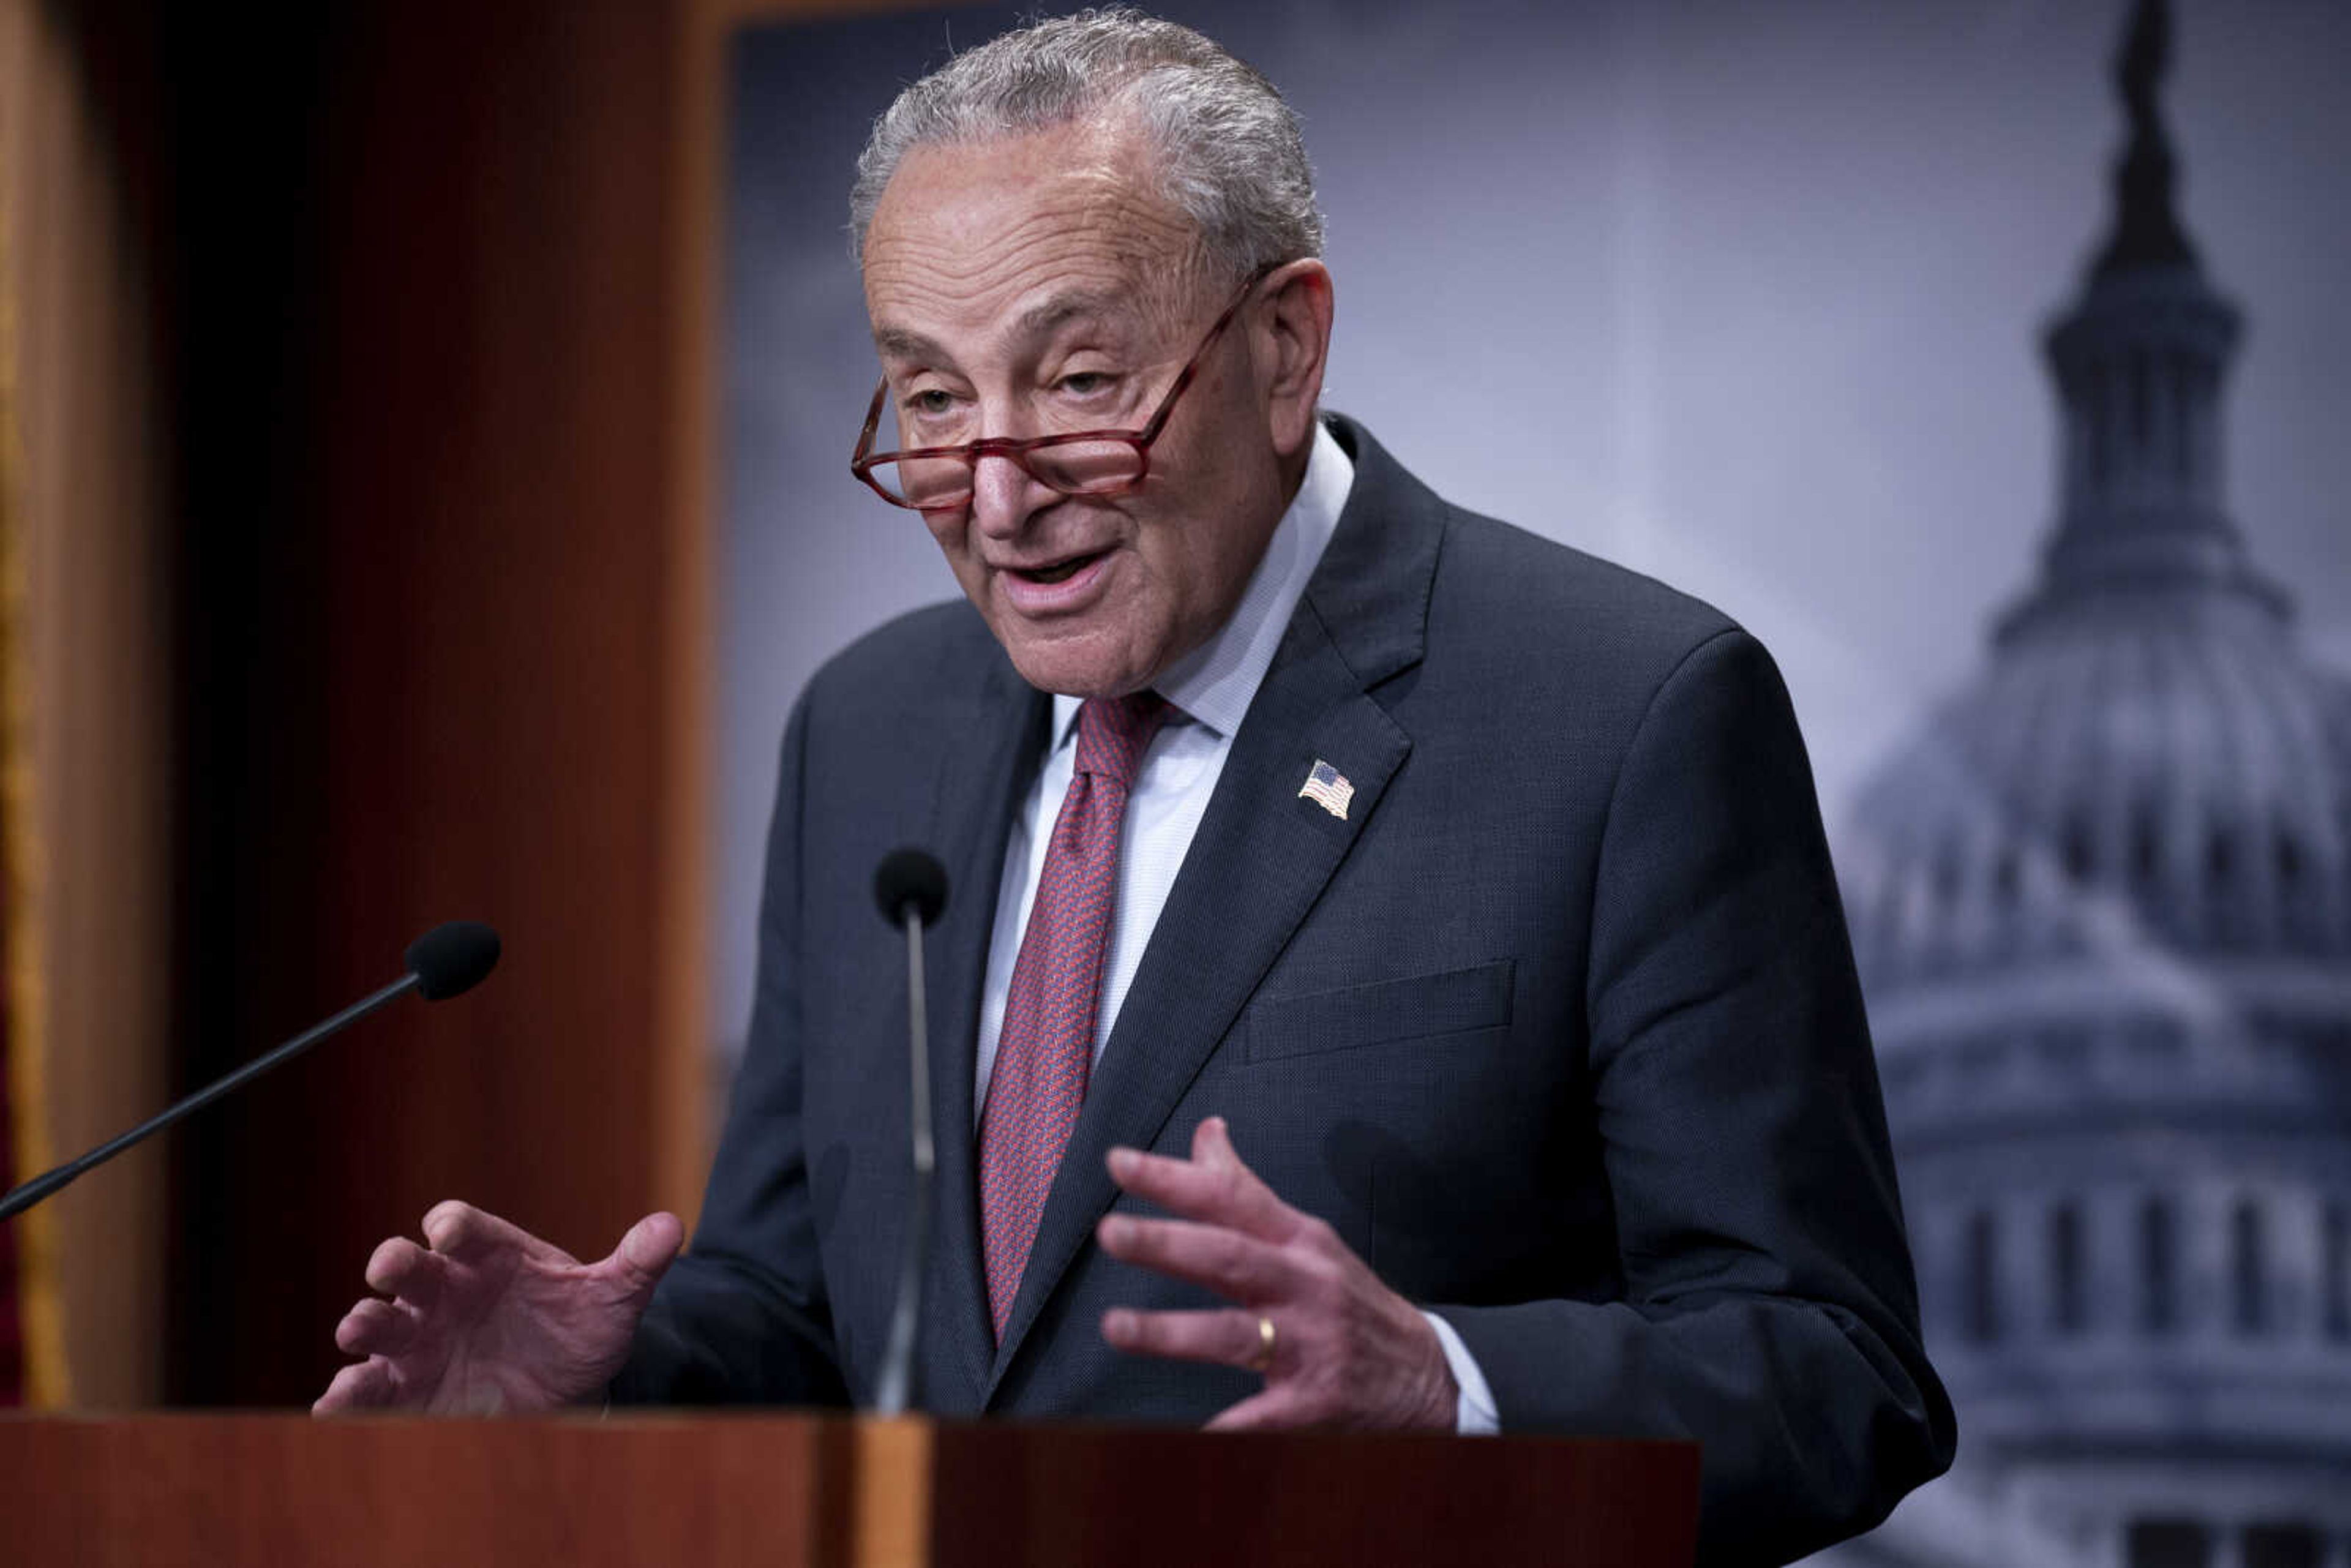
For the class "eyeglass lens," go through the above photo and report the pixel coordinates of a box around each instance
[866,438,1147,508]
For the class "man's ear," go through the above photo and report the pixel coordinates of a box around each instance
[1256,259,1334,460]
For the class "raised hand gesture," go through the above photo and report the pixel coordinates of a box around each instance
[313,1201,682,1416]
[1096,1117,1458,1430]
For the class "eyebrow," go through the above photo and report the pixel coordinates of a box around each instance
[871,324,948,362]
[1014,289,1119,339]
[869,288,1128,366]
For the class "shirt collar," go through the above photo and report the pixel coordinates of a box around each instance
[1049,418,1355,749]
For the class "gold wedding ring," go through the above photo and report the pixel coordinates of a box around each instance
[1248,1314,1277,1373]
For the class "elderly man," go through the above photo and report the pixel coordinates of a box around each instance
[317,10,1952,1560]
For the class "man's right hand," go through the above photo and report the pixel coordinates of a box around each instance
[312,1201,683,1416]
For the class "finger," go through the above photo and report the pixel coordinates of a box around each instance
[1191,1115,1242,1169]
[335,1296,417,1357]
[1204,1385,1313,1432]
[1101,1305,1276,1371]
[1095,1213,1291,1302]
[312,1357,397,1416]
[1105,1135,1295,1244]
[422,1200,534,1264]
[364,1237,446,1306]
[598,1211,684,1297]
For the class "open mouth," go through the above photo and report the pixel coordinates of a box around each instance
[1012,549,1108,585]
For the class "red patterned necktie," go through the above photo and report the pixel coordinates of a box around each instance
[978,691,1169,1340]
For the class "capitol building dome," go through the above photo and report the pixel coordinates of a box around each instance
[1836,4,2351,1565]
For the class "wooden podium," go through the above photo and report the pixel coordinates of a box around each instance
[0,1412,1698,1567]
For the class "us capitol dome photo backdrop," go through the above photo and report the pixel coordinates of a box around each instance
[1822,4,2351,1566]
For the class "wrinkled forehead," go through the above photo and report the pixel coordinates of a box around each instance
[860,121,1207,353]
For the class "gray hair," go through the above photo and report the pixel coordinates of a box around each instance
[849,8,1324,286]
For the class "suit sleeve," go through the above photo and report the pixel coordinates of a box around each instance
[1432,628,1955,1566]
[611,694,850,1406]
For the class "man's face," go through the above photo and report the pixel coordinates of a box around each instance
[861,119,1310,698]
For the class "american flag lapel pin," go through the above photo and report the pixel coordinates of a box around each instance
[1298,759,1354,820]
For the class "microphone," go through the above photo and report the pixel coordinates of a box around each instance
[874,849,948,929]
[405,920,503,1000]
[0,921,502,1223]
[871,848,947,1417]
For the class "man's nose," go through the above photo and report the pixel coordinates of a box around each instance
[967,449,1051,538]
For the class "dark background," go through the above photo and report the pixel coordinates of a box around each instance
[77,0,692,1405]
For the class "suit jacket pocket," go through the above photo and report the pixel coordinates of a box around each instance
[1239,960,1515,1064]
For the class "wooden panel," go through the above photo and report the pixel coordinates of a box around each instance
[928,1422,1701,1568]
[0,1414,1696,1568]
[851,1416,937,1568]
[0,1413,833,1567]
[0,0,175,1409]
[166,0,693,1406]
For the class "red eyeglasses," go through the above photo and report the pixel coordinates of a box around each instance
[850,269,1265,513]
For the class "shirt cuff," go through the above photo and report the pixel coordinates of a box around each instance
[1420,1310,1499,1435]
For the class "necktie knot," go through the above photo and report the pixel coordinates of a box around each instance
[1073,691,1168,789]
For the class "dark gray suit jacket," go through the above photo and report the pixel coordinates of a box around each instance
[617,416,1955,1563]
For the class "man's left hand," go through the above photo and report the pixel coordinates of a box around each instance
[1095,1116,1458,1431]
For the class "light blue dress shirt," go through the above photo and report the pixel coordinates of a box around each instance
[972,421,1500,1434]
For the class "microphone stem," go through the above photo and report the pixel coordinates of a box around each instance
[874,907,935,1416]
[0,973,420,1223]
[905,910,934,1180]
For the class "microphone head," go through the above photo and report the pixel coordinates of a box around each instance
[405,921,502,1001]
[873,848,949,928]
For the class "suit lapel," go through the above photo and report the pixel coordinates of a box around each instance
[983,416,1443,1393]
[920,659,1049,1411]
